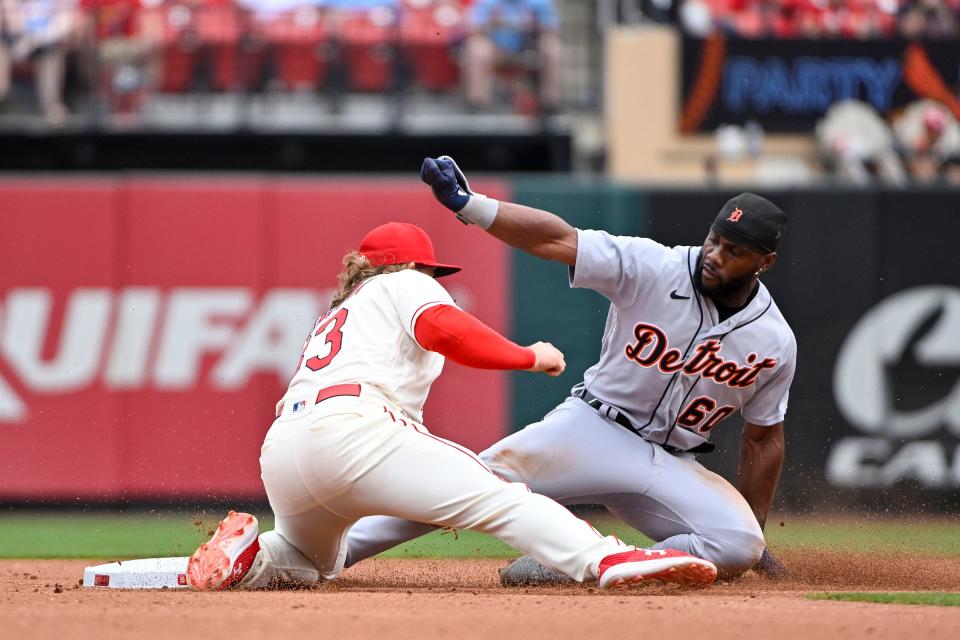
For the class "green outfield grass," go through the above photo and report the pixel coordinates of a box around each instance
[0,512,234,559]
[2,512,960,560]
[761,518,960,556]
[808,592,960,607]
[341,517,960,560]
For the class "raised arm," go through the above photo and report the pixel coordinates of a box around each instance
[420,156,579,266]
[486,202,578,265]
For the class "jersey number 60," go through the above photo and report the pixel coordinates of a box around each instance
[677,396,736,433]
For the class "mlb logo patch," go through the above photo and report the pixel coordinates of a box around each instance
[177,574,188,586]
[292,401,307,414]
[94,574,110,587]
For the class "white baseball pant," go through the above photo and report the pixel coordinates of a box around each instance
[239,388,630,587]
[346,396,765,577]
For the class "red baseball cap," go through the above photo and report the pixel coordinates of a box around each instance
[359,222,462,278]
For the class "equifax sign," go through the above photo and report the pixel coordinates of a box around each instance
[0,286,333,423]
[0,283,477,423]
[0,178,509,498]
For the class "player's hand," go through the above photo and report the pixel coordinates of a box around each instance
[754,548,787,579]
[420,156,474,220]
[526,341,566,377]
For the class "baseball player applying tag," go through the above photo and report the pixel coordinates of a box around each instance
[344,157,796,583]
[186,221,719,590]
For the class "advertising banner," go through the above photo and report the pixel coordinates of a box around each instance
[0,177,510,501]
[814,191,959,501]
[680,36,960,133]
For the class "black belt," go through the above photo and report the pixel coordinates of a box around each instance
[573,388,716,455]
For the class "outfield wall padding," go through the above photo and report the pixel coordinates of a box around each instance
[0,176,511,501]
[1,176,956,511]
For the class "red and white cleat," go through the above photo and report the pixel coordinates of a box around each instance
[187,510,260,590]
[597,548,717,589]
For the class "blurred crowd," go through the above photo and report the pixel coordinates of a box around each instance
[4,0,960,187]
[711,98,960,186]
[0,0,561,124]
[681,0,960,39]
[817,99,960,185]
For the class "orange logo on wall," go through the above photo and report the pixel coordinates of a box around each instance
[903,44,960,120]
[680,33,727,134]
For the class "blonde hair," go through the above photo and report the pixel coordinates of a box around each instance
[329,251,414,310]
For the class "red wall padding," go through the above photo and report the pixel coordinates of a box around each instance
[0,176,511,501]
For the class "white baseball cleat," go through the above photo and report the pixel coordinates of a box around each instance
[597,548,717,589]
[187,510,260,590]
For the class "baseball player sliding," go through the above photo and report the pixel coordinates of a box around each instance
[187,221,719,590]
[343,157,796,583]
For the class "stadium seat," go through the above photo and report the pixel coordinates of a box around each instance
[339,7,398,93]
[399,1,463,92]
[159,3,199,93]
[194,3,256,91]
[262,7,330,91]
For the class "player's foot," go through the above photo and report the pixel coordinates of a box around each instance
[597,548,717,589]
[187,510,260,590]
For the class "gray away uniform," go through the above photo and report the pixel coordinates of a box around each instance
[344,229,797,575]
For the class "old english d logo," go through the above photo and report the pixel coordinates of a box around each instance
[727,207,743,222]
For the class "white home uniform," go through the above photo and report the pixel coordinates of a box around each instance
[238,268,635,587]
[346,230,797,575]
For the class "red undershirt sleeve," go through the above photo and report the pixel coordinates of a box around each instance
[414,304,536,370]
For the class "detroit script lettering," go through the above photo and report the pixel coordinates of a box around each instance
[624,323,777,388]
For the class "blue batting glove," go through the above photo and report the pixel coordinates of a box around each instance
[421,156,473,219]
[420,155,499,228]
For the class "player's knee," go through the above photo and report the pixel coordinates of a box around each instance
[451,481,532,530]
[485,479,532,504]
[479,447,523,483]
[706,529,765,578]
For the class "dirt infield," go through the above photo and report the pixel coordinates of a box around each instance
[2,551,959,640]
